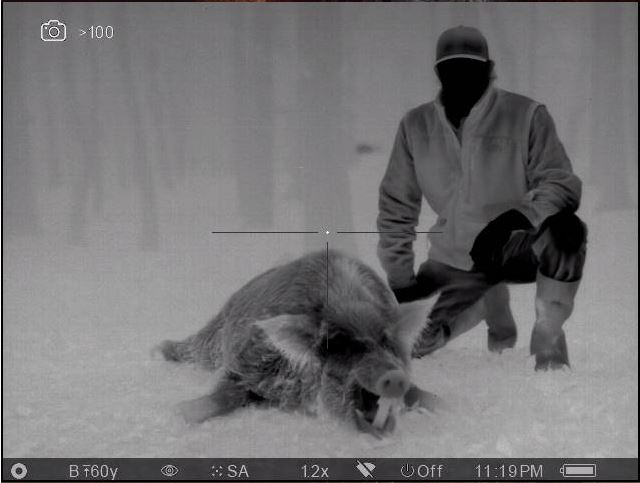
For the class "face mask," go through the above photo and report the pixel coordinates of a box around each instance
[436,59,491,125]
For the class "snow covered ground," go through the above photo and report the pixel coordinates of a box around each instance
[2,172,637,459]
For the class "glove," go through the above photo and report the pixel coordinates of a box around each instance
[470,209,532,276]
[392,284,426,304]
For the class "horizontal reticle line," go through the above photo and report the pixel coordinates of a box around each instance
[211,231,320,234]
[335,231,443,234]
[210,230,443,234]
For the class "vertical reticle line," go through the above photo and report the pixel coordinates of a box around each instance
[325,240,329,352]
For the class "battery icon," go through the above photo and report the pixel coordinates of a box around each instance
[560,463,597,478]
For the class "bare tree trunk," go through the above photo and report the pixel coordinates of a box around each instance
[148,7,176,190]
[231,7,275,229]
[589,4,632,211]
[3,4,41,239]
[40,4,68,190]
[294,5,356,254]
[68,4,107,245]
[161,7,190,185]
[117,5,160,250]
[620,5,638,206]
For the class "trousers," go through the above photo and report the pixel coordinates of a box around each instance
[415,211,588,336]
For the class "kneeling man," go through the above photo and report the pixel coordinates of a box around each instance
[377,26,587,370]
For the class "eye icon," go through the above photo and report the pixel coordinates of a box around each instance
[161,464,179,477]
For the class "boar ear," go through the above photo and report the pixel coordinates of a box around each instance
[254,315,320,367]
[391,302,428,357]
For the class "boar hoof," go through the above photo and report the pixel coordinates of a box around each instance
[404,385,444,413]
[177,395,221,424]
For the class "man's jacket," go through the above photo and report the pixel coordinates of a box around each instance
[377,85,582,289]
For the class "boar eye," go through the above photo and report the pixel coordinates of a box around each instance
[320,331,368,358]
[379,333,400,355]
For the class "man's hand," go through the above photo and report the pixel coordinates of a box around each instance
[470,209,532,276]
[392,284,426,304]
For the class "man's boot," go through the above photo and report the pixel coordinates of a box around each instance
[529,272,580,370]
[485,283,517,353]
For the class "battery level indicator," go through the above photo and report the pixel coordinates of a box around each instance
[560,463,597,478]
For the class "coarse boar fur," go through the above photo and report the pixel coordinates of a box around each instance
[158,250,440,436]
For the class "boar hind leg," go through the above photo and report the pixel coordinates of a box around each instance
[178,374,248,424]
[404,385,445,413]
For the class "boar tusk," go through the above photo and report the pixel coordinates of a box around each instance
[372,397,395,429]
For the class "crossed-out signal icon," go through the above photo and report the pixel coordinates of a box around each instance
[355,460,376,478]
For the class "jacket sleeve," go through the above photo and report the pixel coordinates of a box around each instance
[518,105,582,228]
[376,116,423,289]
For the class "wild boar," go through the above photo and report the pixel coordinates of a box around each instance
[158,250,440,436]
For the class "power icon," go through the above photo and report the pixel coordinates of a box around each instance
[11,463,28,480]
[400,464,415,478]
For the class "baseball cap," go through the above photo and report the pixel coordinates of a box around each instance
[435,26,490,65]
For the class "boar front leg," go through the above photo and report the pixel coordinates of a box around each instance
[178,374,249,424]
[404,384,445,413]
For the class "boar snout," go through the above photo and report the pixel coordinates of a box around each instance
[375,369,409,398]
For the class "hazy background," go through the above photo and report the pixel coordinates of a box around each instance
[2,2,638,458]
[3,2,637,252]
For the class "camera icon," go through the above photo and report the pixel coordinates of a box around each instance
[41,19,67,42]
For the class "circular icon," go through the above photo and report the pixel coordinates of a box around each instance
[400,463,415,478]
[11,463,28,480]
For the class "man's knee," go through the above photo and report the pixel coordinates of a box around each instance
[543,212,588,253]
[535,212,587,281]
